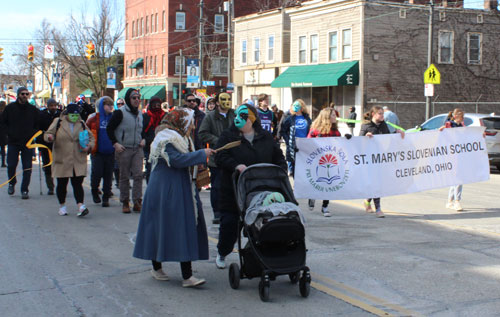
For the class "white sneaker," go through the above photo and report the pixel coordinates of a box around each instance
[151,268,169,281]
[182,276,206,288]
[446,201,454,209]
[58,206,68,216]
[375,209,385,218]
[308,199,315,211]
[77,205,89,217]
[321,207,331,217]
[215,255,226,269]
[454,201,463,211]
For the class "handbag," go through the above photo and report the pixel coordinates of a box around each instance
[195,168,211,188]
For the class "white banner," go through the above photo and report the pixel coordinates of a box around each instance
[294,127,489,200]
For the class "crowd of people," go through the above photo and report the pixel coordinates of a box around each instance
[0,86,467,287]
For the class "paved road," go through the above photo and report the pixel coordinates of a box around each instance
[1,163,499,316]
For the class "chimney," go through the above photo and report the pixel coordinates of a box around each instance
[484,0,498,10]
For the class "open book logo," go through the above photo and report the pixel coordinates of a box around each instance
[304,144,350,193]
[316,154,341,184]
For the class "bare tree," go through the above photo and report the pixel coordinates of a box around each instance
[252,0,301,12]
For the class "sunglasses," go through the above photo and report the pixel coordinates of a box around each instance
[117,102,124,105]
[20,93,30,96]
[186,99,196,102]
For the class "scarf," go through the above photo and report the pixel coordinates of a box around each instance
[145,108,165,133]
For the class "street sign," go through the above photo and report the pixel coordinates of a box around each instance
[202,81,215,86]
[26,80,33,92]
[226,82,234,93]
[106,67,116,89]
[424,64,440,84]
[44,45,55,60]
[424,83,434,97]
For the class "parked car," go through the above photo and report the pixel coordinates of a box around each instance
[408,113,500,171]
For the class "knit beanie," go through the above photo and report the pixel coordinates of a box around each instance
[66,103,81,114]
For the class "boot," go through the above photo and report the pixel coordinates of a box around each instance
[122,200,131,213]
[91,188,101,204]
[133,199,142,213]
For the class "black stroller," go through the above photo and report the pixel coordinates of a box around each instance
[228,163,310,302]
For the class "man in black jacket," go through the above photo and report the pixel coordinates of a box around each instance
[0,87,39,199]
[38,98,61,195]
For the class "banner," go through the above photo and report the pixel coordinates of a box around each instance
[186,59,199,88]
[294,127,489,200]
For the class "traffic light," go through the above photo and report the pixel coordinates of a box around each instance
[173,84,188,99]
[0,47,3,62]
[85,42,95,60]
[27,44,34,62]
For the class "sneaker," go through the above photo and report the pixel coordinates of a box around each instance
[21,191,29,200]
[91,189,101,204]
[321,207,331,217]
[182,276,206,288]
[58,206,68,216]
[122,201,131,213]
[364,200,373,213]
[454,201,463,211]
[446,201,454,209]
[77,205,89,217]
[151,268,169,281]
[308,199,315,211]
[215,255,226,269]
[7,184,14,195]
[375,209,385,218]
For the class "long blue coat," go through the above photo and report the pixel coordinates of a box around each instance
[133,144,209,262]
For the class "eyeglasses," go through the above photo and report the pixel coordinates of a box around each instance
[117,103,124,105]
[20,93,30,96]
[186,99,196,102]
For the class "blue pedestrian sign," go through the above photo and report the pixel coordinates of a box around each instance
[203,81,215,86]
[226,83,234,93]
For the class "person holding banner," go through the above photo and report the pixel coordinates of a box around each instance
[439,108,465,211]
[279,99,311,177]
[214,104,286,269]
[360,106,404,218]
[306,107,346,217]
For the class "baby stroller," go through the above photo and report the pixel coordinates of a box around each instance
[228,163,310,302]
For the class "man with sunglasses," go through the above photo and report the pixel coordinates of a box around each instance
[182,93,205,150]
[0,87,40,199]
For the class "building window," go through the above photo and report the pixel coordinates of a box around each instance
[131,22,134,38]
[467,33,482,64]
[438,31,453,64]
[162,54,165,74]
[137,65,144,76]
[241,40,247,65]
[399,8,406,19]
[162,11,166,31]
[268,35,274,62]
[298,36,306,64]
[154,56,157,74]
[310,34,318,63]
[140,18,143,36]
[176,12,186,30]
[146,16,149,34]
[175,56,185,74]
[136,19,139,37]
[125,23,128,40]
[155,13,158,32]
[144,57,148,75]
[215,14,224,33]
[151,14,154,33]
[342,29,352,59]
[329,31,338,61]
[150,56,153,75]
[211,57,228,75]
[254,38,260,63]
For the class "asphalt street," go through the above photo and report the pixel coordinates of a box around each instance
[1,162,499,316]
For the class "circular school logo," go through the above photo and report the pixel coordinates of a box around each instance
[305,145,350,192]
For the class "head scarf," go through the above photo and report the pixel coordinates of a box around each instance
[157,108,194,137]
[144,98,165,133]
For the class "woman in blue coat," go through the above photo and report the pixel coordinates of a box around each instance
[133,108,215,288]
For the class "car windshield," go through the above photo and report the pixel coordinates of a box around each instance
[481,117,500,130]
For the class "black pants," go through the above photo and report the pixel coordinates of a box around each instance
[209,166,221,219]
[217,212,239,257]
[7,144,33,192]
[40,147,54,191]
[90,153,114,198]
[0,144,6,165]
[144,151,151,184]
[152,260,192,279]
[367,198,381,210]
[57,176,85,205]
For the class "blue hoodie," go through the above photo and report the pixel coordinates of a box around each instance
[97,97,115,154]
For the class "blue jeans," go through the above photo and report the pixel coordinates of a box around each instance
[448,185,463,201]
[7,144,33,192]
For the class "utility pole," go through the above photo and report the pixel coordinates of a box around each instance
[425,0,434,120]
[226,0,232,84]
[179,49,183,108]
[199,0,204,89]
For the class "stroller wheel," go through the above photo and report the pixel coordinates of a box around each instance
[258,280,270,302]
[299,270,311,298]
[229,263,240,289]
[289,272,299,284]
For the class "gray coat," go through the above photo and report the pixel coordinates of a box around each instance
[133,144,209,262]
[198,108,235,167]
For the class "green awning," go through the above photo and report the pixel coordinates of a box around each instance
[271,61,359,88]
[81,89,94,98]
[141,85,166,100]
[129,58,144,69]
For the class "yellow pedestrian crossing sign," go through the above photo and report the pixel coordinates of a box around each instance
[424,64,441,84]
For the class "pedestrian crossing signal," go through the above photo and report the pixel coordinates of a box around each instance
[27,44,34,62]
[85,42,95,60]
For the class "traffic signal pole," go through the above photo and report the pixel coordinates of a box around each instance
[179,49,183,108]
[425,0,434,120]
[199,0,204,88]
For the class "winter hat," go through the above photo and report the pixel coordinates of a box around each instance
[17,87,29,96]
[124,88,139,107]
[66,103,82,114]
[47,98,57,106]
[149,97,162,107]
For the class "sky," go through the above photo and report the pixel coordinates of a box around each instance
[0,0,487,74]
[0,0,124,74]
